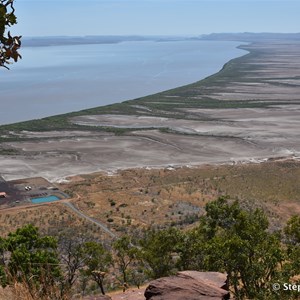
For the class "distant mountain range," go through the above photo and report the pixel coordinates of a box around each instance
[201,32,300,42]
[22,32,300,47]
[21,35,192,47]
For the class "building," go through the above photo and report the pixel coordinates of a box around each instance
[0,192,7,198]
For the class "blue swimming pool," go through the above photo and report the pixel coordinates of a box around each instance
[31,195,60,204]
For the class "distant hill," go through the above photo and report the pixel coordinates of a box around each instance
[21,35,191,47]
[22,33,300,47]
[201,32,300,42]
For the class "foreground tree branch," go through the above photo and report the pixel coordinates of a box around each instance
[0,0,21,69]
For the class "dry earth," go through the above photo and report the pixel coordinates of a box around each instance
[57,160,300,235]
[107,287,145,300]
[2,159,300,237]
[1,103,300,182]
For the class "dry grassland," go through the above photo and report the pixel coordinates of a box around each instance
[1,159,300,238]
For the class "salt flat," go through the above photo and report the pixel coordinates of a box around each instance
[1,40,300,182]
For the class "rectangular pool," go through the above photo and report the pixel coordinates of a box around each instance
[31,195,60,204]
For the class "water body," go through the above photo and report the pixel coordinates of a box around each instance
[31,195,60,204]
[0,40,246,125]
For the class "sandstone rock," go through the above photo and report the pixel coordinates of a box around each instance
[144,271,230,300]
[178,271,229,291]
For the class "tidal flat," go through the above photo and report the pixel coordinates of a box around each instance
[0,38,300,182]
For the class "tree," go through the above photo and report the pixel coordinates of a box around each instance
[176,226,207,271]
[139,227,183,279]
[0,0,21,69]
[127,266,147,289]
[112,235,139,285]
[0,236,5,265]
[4,224,61,297]
[81,241,112,295]
[58,231,89,294]
[284,215,300,245]
[283,216,300,281]
[200,197,284,299]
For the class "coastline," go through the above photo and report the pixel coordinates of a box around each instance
[0,39,246,126]
[1,39,300,182]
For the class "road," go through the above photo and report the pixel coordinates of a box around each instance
[63,202,117,239]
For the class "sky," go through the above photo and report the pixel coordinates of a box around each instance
[13,0,300,37]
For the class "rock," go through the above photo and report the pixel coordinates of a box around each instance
[144,271,230,300]
[178,271,229,291]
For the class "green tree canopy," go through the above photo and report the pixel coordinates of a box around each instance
[283,215,300,288]
[112,235,139,285]
[4,224,61,298]
[199,197,284,299]
[81,241,112,295]
[0,0,21,69]
[284,215,300,245]
[139,227,183,279]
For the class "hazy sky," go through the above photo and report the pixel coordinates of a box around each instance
[14,0,300,37]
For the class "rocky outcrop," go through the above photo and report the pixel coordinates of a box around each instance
[144,271,230,300]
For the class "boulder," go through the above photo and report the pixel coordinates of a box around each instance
[178,271,229,291]
[144,271,230,300]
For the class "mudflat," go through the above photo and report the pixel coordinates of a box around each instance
[0,40,300,182]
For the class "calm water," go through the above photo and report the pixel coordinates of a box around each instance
[31,195,60,204]
[0,40,246,125]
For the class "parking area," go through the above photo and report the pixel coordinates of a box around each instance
[0,176,68,209]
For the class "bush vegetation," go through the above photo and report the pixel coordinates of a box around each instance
[1,197,300,299]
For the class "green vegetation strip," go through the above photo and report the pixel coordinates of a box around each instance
[0,43,297,141]
[2,198,300,299]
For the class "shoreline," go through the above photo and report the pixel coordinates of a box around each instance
[0,39,246,126]
[1,39,300,183]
